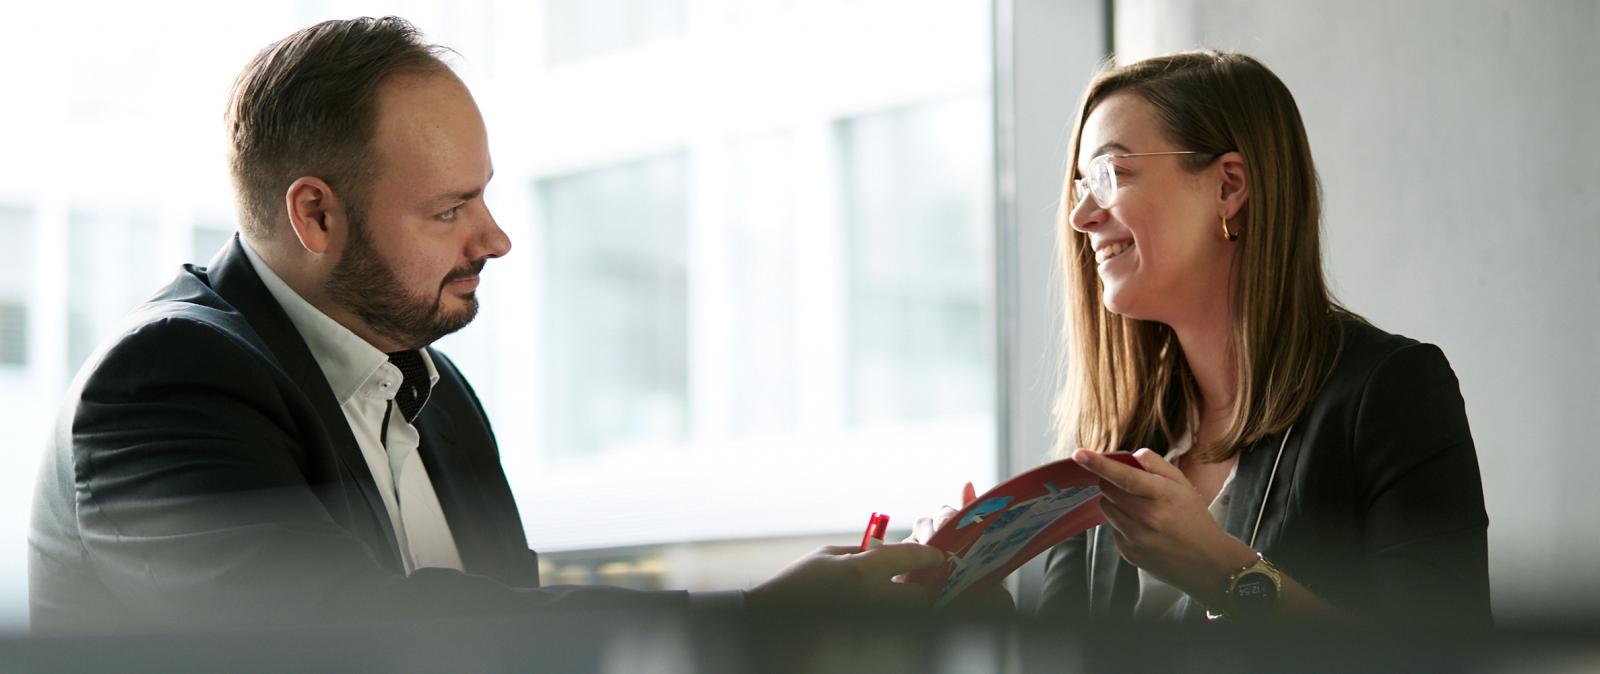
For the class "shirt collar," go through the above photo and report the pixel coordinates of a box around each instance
[240,239,439,405]
[1163,403,1201,463]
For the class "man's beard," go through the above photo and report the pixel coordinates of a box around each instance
[325,204,484,350]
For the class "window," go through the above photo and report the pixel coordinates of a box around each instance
[498,0,998,551]
[537,152,692,457]
[837,100,994,427]
[722,133,801,437]
[66,210,162,372]
[0,207,32,368]
[192,222,236,266]
[544,0,686,64]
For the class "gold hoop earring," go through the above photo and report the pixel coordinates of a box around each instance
[1221,213,1239,242]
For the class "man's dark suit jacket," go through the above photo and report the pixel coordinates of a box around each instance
[1037,319,1492,626]
[30,236,682,633]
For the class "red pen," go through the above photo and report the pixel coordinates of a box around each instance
[859,512,890,551]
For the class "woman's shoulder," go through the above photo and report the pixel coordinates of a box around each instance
[1315,314,1464,424]
[1335,314,1418,360]
[1328,314,1453,385]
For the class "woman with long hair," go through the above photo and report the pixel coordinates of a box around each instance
[1037,51,1490,624]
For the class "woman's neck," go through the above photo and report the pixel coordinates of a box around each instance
[1170,311,1237,425]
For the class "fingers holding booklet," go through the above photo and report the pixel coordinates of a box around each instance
[906,481,977,547]
[749,455,1144,614]
[903,453,1147,608]
[903,482,1019,614]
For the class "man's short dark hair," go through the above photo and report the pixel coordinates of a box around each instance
[225,16,452,240]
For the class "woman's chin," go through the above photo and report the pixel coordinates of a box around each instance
[1100,287,1150,320]
[1100,287,1129,315]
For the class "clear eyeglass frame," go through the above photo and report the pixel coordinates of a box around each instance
[1072,150,1205,209]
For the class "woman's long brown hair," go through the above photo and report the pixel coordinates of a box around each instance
[1054,51,1356,462]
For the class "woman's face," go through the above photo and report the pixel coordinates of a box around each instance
[1068,92,1239,326]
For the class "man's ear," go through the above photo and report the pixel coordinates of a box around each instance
[1216,151,1249,223]
[284,177,344,255]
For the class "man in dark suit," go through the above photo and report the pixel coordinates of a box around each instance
[29,16,941,633]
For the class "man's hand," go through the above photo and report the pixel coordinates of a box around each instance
[746,543,946,612]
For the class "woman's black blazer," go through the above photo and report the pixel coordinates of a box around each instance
[1037,319,1492,625]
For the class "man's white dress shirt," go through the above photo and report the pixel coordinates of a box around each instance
[241,242,463,574]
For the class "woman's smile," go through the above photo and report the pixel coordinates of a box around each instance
[1095,239,1136,267]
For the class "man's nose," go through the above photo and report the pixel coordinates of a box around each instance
[474,206,512,259]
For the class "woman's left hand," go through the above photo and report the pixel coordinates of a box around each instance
[905,482,977,545]
[897,483,1017,615]
[1071,448,1257,604]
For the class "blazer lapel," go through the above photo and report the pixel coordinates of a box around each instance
[1222,426,1304,550]
[1087,524,1138,616]
[202,235,402,565]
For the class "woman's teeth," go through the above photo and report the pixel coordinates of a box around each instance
[1096,241,1134,264]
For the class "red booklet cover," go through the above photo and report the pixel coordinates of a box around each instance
[906,453,1144,607]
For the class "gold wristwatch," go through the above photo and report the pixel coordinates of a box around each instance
[1205,552,1283,621]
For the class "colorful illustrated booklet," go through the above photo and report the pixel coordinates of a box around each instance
[906,453,1144,607]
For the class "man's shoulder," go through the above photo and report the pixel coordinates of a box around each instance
[131,266,264,347]
[74,267,279,391]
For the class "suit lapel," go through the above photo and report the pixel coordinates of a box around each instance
[1223,435,1275,544]
[202,235,402,565]
[1086,525,1126,615]
[1222,426,1302,550]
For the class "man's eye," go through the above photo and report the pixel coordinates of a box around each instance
[438,206,460,221]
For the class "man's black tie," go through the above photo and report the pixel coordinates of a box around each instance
[387,350,431,424]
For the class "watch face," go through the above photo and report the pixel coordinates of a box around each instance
[1233,572,1279,614]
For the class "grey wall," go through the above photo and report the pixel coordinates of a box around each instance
[1110,0,1600,618]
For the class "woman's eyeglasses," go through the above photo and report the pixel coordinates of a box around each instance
[1072,151,1205,209]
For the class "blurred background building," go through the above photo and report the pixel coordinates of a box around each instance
[0,0,1595,631]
